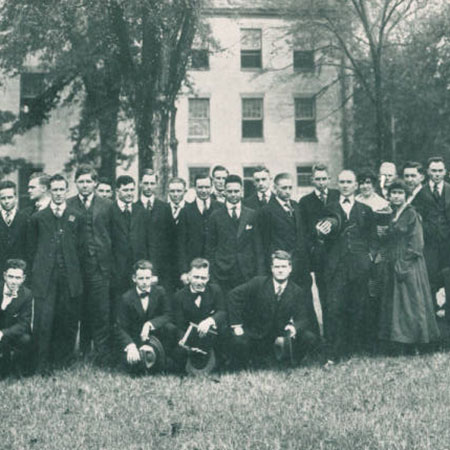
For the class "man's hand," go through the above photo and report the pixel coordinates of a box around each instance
[180,273,190,285]
[0,331,3,341]
[284,324,297,338]
[232,325,244,336]
[316,220,332,236]
[140,321,154,342]
[198,317,216,337]
[126,344,141,364]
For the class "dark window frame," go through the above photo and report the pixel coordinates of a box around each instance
[295,96,317,141]
[240,28,262,70]
[241,97,264,141]
[293,50,315,73]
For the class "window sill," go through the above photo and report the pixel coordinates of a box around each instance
[240,67,263,72]
[242,138,264,142]
[188,137,211,143]
[189,67,210,71]
[295,137,318,143]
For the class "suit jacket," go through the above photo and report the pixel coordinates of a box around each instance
[111,202,148,285]
[67,195,113,276]
[243,192,272,210]
[28,206,84,298]
[0,285,33,345]
[256,197,310,286]
[116,286,171,349]
[298,189,340,271]
[321,200,376,282]
[228,275,319,340]
[0,210,29,274]
[177,199,222,274]
[205,205,263,283]
[413,182,450,244]
[172,283,227,334]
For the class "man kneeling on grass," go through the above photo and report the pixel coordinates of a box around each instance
[228,250,320,368]
[0,259,33,376]
[116,260,175,374]
[172,258,227,374]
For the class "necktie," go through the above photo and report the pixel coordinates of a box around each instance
[54,206,63,218]
[201,199,208,215]
[173,205,180,220]
[319,192,326,204]
[231,206,238,221]
[140,293,149,313]
[275,285,283,301]
[262,193,268,204]
[82,195,89,209]
[4,211,12,226]
[147,200,153,212]
[433,183,440,201]
[284,202,293,217]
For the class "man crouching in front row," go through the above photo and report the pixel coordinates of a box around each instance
[115,260,175,374]
[228,250,320,368]
[0,259,33,377]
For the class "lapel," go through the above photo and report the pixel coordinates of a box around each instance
[237,205,251,238]
[271,197,291,223]
[443,182,450,210]
[145,288,159,319]
[131,289,146,320]
[91,195,99,223]
[114,202,130,236]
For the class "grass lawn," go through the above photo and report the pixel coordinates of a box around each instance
[1,352,450,450]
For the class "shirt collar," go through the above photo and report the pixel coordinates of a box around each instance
[136,287,150,297]
[141,194,154,208]
[273,279,288,293]
[430,180,444,193]
[170,200,185,211]
[226,201,241,211]
[189,286,206,294]
[276,196,291,208]
[50,202,67,214]
[314,188,328,198]
[3,284,17,297]
[196,197,210,210]
[78,192,94,205]
[339,195,355,205]
[117,199,131,212]
[2,207,17,220]
[258,190,271,201]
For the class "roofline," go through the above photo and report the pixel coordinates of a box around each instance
[201,7,333,19]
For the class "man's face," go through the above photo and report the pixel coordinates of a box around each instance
[0,188,16,212]
[116,182,135,204]
[389,188,406,207]
[50,180,68,205]
[75,173,96,197]
[189,267,209,292]
[213,170,228,192]
[168,182,186,205]
[403,168,423,190]
[312,170,329,192]
[428,162,446,184]
[28,178,47,201]
[140,174,158,198]
[133,268,152,293]
[225,182,243,205]
[4,268,25,293]
[253,170,271,193]
[96,183,113,199]
[195,177,212,201]
[338,171,357,197]
[359,178,374,197]
[380,163,397,186]
[274,177,293,202]
[271,258,292,282]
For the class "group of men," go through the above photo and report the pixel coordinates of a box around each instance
[0,156,449,376]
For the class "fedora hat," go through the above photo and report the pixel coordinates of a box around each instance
[139,335,166,372]
[185,348,217,376]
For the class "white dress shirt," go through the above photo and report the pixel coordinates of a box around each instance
[137,287,151,313]
[117,199,132,213]
[429,181,444,196]
[339,195,355,219]
[226,202,241,219]
[79,192,94,209]
[273,279,288,298]
[141,195,155,210]
[196,197,211,214]
[1,207,17,226]
[50,202,67,217]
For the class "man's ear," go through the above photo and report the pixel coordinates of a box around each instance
[132,274,137,284]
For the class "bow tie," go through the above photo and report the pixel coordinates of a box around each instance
[342,198,351,204]
[4,289,17,298]
[138,291,149,299]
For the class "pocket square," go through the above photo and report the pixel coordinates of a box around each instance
[245,224,253,230]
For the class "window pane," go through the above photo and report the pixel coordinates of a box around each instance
[188,99,210,139]
[295,97,315,119]
[191,49,209,69]
[189,167,210,188]
[242,120,263,138]
[242,98,263,119]
[241,29,262,50]
[241,50,262,69]
[297,166,313,186]
[293,50,314,71]
[295,120,316,139]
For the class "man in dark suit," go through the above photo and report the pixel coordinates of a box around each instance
[0,181,29,275]
[137,169,174,293]
[210,165,229,204]
[172,257,227,371]
[111,175,148,318]
[298,164,339,330]
[243,165,273,209]
[116,260,173,373]
[28,174,84,372]
[67,164,113,363]
[256,172,311,289]
[228,250,319,367]
[413,156,450,319]
[402,161,424,206]
[22,172,51,217]
[0,259,32,376]
[177,174,222,283]
[317,169,376,362]
[206,174,263,293]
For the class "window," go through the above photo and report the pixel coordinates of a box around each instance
[295,97,317,140]
[243,166,259,198]
[188,98,210,141]
[190,49,209,70]
[20,72,47,118]
[188,167,210,188]
[297,166,313,187]
[240,29,262,69]
[242,98,263,139]
[293,50,315,72]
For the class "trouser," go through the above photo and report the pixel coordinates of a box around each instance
[0,334,31,376]
[80,259,111,362]
[34,269,79,370]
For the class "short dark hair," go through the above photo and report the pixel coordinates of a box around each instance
[253,166,270,176]
[97,177,113,187]
[132,259,153,274]
[194,174,212,186]
[30,172,51,190]
[357,169,377,185]
[168,177,187,188]
[190,258,210,271]
[225,174,243,186]
[4,258,27,273]
[312,163,329,176]
[402,161,424,175]
[387,178,411,196]
[141,168,158,181]
[271,250,292,264]
[427,156,446,169]
[0,180,16,193]
[274,173,292,185]
[74,164,98,182]
[49,174,69,188]
[116,175,135,189]
[212,165,229,177]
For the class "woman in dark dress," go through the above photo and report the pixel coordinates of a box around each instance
[378,179,440,352]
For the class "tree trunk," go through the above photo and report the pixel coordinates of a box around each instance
[170,105,179,177]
